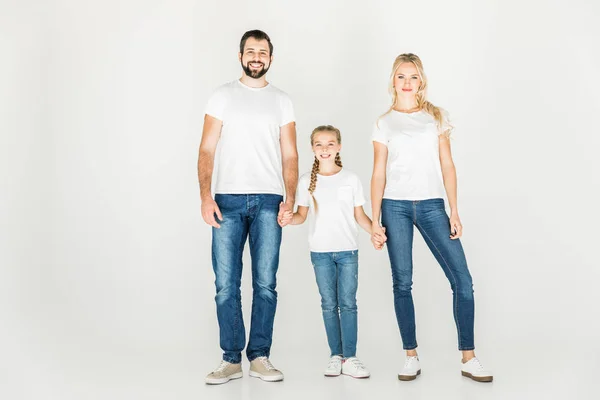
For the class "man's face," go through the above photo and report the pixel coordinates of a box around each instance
[239,37,272,79]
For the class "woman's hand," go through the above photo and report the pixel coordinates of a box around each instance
[371,224,387,250]
[449,213,463,239]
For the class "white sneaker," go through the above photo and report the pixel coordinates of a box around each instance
[461,357,493,382]
[341,357,370,379]
[398,356,421,381]
[249,357,284,382]
[205,360,243,385]
[324,355,343,377]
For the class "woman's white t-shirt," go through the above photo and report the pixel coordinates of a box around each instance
[296,169,366,253]
[372,110,448,201]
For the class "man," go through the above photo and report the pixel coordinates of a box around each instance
[198,30,298,384]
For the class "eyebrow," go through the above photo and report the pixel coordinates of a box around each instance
[245,47,268,52]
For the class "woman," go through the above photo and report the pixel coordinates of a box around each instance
[370,53,492,382]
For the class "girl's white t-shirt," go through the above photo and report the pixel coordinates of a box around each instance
[372,110,448,201]
[296,169,366,253]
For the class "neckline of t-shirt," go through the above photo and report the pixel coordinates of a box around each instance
[317,168,344,178]
[392,108,424,115]
[237,79,271,91]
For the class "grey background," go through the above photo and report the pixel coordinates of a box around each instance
[1,0,599,399]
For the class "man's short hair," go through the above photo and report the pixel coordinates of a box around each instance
[239,30,273,56]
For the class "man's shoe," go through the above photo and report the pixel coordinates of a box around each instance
[205,360,243,385]
[461,357,493,382]
[398,356,421,381]
[249,357,284,382]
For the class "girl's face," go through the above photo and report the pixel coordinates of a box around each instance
[312,131,341,162]
[393,62,422,99]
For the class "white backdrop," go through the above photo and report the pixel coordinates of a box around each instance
[1,0,599,399]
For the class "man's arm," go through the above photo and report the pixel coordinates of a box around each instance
[278,121,298,226]
[198,114,223,228]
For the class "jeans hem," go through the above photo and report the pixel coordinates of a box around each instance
[223,355,241,364]
[458,347,475,351]
[403,345,418,350]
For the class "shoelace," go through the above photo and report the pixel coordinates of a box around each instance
[258,357,276,371]
[213,360,230,373]
[469,357,485,371]
[347,358,366,370]
[403,356,418,369]
[327,357,342,369]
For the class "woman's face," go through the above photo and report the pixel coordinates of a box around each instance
[393,62,422,99]
[312,131,341,162]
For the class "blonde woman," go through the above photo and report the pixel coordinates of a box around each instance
[282,125,385,378]
[370,53,493,382]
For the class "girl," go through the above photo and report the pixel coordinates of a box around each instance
[281,125,385,378]
[370,54,493,382]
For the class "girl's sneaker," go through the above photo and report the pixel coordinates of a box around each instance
[398,356,421,381]
[341,357,370,378]
[324,355,343,377]
[461,357,493,382]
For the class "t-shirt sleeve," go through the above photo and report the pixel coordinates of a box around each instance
[279,93,295,127]
[204,87,227,121]
[296,176,310,207]
[371,121,388,145]
[440,109,453,137]
[353,176,366,207]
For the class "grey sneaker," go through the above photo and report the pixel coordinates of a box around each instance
[205,360,243,385]
[249,357,284,382]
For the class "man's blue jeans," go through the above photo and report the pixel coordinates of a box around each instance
[381,198,475,351]
[310,250,359,358]
[212,194,283,363]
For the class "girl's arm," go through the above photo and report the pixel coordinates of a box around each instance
[290,206,309,225]
[354,206,373,234]
[439,135,462,239]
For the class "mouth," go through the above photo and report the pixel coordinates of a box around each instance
[402,88,413,92]
[319,154,331,159]
[249,62,264,69]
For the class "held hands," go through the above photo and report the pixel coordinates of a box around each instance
[201,197,223,228]
[371,224,387,250]
[278,201,294,227]
[449,213,463,239]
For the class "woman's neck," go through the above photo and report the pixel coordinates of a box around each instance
[318,161,342,176]
[394,97,419,112]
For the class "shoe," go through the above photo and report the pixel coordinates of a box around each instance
[461,357,493,382]
[249,357,284,382]
[205,360,243,385]
[398,356,421,381]
[341,357,370,378]
[324,355,343,377]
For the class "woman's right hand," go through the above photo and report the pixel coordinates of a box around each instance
[371,224,387,250]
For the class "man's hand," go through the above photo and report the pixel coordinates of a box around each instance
[201,197,223,228]
[278,201,294,227]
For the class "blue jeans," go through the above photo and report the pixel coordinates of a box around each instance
[381,198,475,351]
[212,194,283,363]
[310,250,359,358]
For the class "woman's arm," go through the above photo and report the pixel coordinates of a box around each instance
[439,135,463,239]
[371,142,388,227]
[290,206,309,225]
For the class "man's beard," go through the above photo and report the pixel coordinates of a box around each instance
[241,60,270,79]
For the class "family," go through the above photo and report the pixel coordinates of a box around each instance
[197,30,492,385]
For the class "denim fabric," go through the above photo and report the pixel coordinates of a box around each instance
[381,198,475,351]
[310,250,359,358]
[212,194,283,363]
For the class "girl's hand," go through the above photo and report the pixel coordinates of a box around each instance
[280,210,293,226]
[449,213,463,239]
[371,224,387,250]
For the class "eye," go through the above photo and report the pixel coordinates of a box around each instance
[411,76,419,80]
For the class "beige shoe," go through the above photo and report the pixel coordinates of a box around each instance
[205,360,243,385]
[249,357,284,382]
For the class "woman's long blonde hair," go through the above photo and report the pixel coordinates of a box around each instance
[308,125,343,211]
[379,53,453,137]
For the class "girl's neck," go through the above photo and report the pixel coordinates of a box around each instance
[318,161,342,176]
[394,97,418,112]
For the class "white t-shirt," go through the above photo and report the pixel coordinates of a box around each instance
[204,80,295,195]
[296,169,366,253]
[372,110,448,201]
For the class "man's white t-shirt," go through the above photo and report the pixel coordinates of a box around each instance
[296,169,366,253]
[204,80,295,195]
[372,110,449,201]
